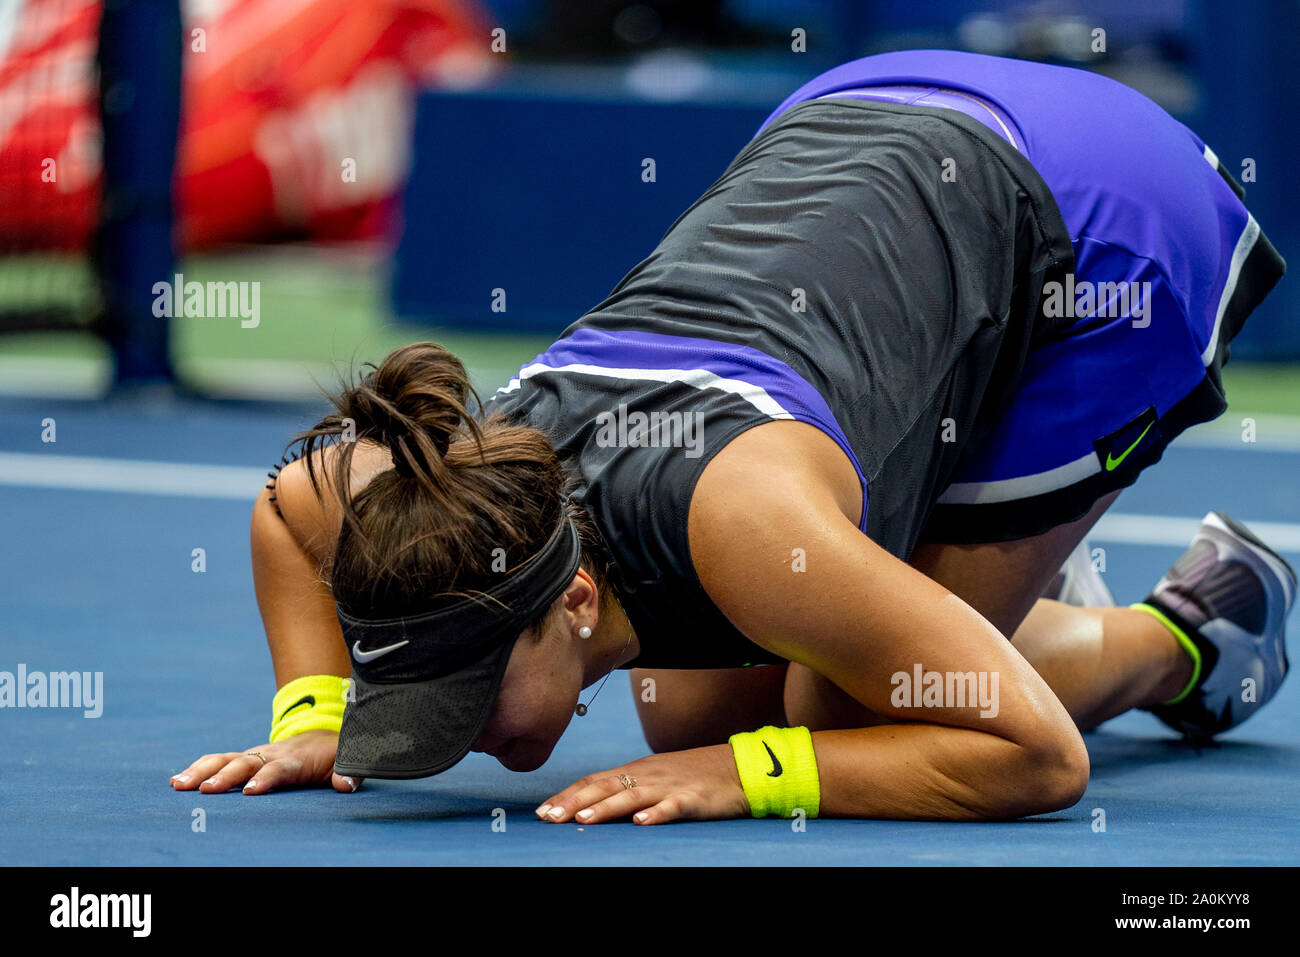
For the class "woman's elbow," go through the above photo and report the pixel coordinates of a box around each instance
[1012,723,1091,816]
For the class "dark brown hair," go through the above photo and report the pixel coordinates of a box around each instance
[291,342,610,634]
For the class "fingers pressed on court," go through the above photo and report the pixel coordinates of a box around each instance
[332,772,362,793]
[170,752,249,789]
[197,754,264,794]
[242,757,301,795]
[571,788,657,825]
[535,775,594,817]
[539,775,628,822]
[635,793,697,826]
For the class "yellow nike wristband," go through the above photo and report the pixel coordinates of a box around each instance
[269,674,349,743]
[729,725,820,819]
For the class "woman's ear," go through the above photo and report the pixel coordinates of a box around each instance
[563,567,601,621]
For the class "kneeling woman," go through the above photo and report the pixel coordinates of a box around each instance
[173,50,1292,823]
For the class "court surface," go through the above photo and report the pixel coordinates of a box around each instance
[1,395,1297,866]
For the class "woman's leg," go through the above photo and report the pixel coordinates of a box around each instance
[787,489,1190,734]
[1008,601,1189,731]
[629,665,789,752]
[910,491,1123,639]
[907,490,1190,731]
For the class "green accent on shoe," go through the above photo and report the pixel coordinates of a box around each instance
[1130,602,1202,706]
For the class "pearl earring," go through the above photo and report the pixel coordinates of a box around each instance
[578,625,592,639]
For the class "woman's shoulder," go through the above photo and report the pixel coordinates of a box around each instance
[263,440,393,565]
[688,419,865,553]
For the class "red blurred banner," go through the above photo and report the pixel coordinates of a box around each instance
[1,0,495,251]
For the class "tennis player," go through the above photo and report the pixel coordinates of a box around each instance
[173,50,1292,823]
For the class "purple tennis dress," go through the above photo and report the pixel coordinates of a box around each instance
[486,51,1285,669]
[758,50,1285,535]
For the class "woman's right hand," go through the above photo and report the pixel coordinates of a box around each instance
[169,730,362,795]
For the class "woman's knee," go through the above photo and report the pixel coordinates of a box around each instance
[631,666,788,752]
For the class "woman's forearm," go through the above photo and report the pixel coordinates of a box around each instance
[811,723,1087,820]
[250,485,350,685]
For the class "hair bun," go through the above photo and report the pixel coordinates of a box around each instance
[290,339,603,624]
[342,342,482,483]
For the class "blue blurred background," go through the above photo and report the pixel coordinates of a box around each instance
[1,0,1294,393]
[392,0,1299,359]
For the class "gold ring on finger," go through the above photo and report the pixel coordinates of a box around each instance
[246,751,268,766]
[620,774,637,790]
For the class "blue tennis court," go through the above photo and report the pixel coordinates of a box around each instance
[2,396,1296,866]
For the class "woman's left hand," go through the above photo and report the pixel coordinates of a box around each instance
[537,744,749,825]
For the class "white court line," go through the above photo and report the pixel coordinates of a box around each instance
[0,355,529,402]
[0,355,334,402]
[0,452,267,500]
[1177,414,1300,451]
[2,452,1299,552]
[1091,513,1300,552]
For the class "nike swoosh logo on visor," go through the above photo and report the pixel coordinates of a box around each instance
[351,639,410,663]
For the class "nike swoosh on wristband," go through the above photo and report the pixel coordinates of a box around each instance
[278,695,315,723]
[351,639,410,663]
[1105,420,1155,471]
[763,740,783,777]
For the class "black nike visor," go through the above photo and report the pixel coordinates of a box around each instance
[333,513,581,779]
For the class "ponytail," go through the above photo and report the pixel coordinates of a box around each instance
[289,342,609,624]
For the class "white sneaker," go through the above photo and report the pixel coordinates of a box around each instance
[1044,538,1115,608]
[1140,512,1295,740]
